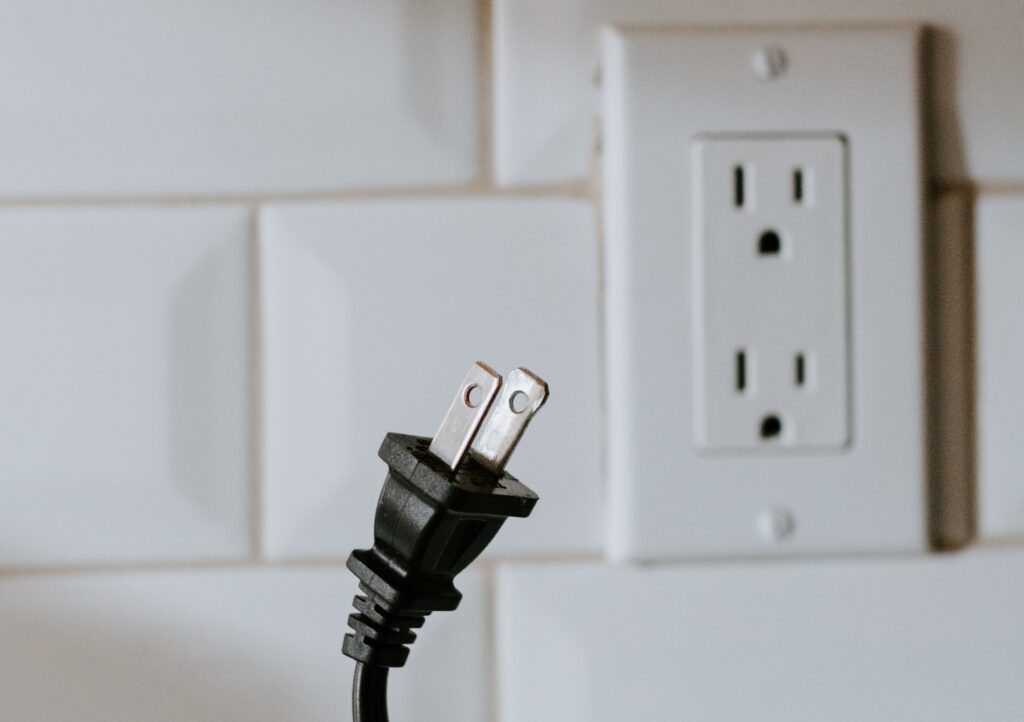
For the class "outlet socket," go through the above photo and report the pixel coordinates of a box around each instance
[694,134,849,451]
[602,26,934,560]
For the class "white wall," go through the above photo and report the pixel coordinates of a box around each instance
[0,1,1021,720]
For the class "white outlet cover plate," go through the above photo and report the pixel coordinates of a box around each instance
[602,26,927,560]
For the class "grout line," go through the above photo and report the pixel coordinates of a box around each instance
[9,543,1024,579]
[478,5,507,714]
[483,551,605,565]
[4,179,1016,211]
[934,180,1024,196]
[0,552,607,579]
[0,557,359,578]
[969,537,1024,549]
[247,207,264,561]
[480,560,500,722]
[476,0,496,188]
[0,180,1013,210]
[589,107,609,524]
[0,181,591,209]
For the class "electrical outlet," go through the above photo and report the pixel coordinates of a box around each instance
[694,135,849,451]
[602,26,941,561]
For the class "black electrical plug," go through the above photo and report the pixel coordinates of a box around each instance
[342,362,548,722]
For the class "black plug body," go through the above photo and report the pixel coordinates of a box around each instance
[343,432,538,669]
[343,362,548,722]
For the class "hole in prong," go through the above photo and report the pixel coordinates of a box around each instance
[733,165,745,208]
[735,350,747,392]
[760,414,783,440]
[463,383,483,408]
[509,390,528,414]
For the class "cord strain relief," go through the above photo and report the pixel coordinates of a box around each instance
[342,586,428,668]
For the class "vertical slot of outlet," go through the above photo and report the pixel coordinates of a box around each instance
[733,165,746,208]
[735,349,747,393]
[794,351,817,390]
[792,167,805,204]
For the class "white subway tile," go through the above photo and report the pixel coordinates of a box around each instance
[0,0,476,197]
[0,567,486,721]
[260,199,601,559]
[0,207,250,566]
[495,0,1024,185]
[497,550,1024,722]
[977,195,1024,541]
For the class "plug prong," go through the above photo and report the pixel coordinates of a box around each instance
[469,367,549,473]
[428,361,502,470]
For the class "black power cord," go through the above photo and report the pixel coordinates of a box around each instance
[343,362,549,722]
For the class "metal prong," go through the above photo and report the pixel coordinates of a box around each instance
[469,367,549,474]
[428,362,503,470]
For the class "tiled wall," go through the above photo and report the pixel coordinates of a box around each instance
[1,1,1022,720]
